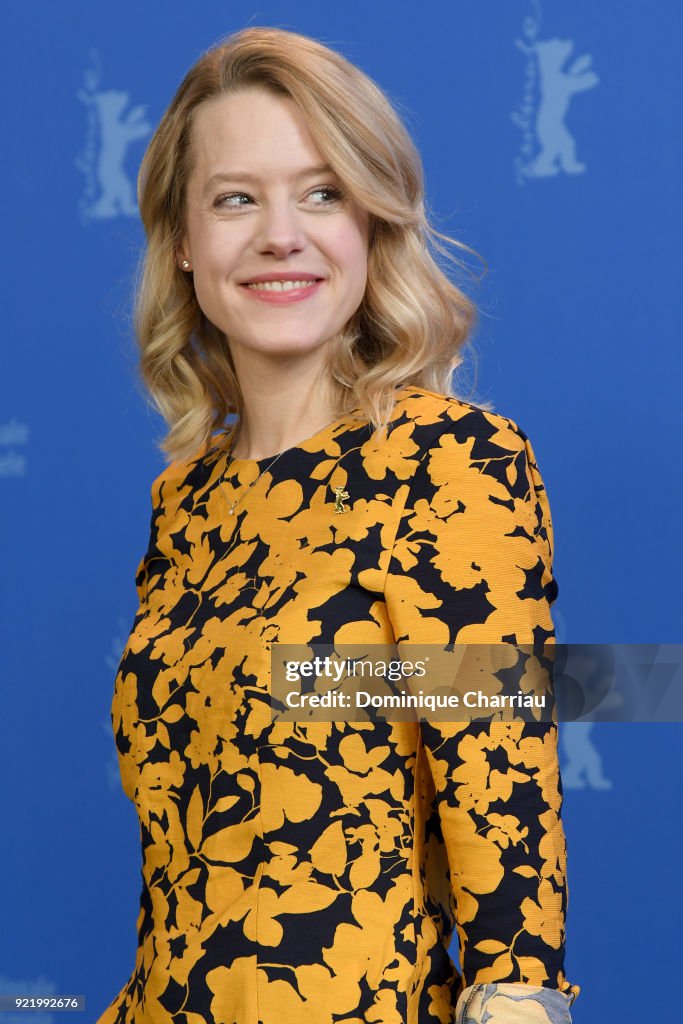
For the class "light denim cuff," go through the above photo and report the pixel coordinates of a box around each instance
[455,982,577,1024]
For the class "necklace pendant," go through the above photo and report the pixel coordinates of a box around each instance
[220,434,288,519]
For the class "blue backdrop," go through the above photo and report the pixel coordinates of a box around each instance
[2,2,681,1021]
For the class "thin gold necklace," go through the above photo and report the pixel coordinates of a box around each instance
[219,431,288,516]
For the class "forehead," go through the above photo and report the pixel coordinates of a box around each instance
[188,89,325,179]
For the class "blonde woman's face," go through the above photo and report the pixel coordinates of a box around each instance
[180,88,370,369]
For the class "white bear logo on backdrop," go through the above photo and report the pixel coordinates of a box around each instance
[550,610,614,791]
[510,3,609,790]
[0,974,57,1024]
[0,419,29,479]
[76,49,151,224]
[512,0,599,185]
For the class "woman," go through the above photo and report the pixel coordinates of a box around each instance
[98,26,580,1024]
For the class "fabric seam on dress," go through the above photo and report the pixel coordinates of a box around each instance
[377,417,453,597]
[411,726,424,969]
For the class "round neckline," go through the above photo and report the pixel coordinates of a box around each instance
[211,385,426,471]
[216,407,366,470]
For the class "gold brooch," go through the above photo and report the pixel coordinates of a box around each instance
[333,485,350,514]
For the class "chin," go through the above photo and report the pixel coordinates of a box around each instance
[237,332,335,355]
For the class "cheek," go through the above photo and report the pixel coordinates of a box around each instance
[330,223,369,278]
[190,240,239,322]
[201,232,241,274]
[186,212,240,272]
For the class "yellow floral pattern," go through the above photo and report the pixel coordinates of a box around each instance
[97,386,579,1023]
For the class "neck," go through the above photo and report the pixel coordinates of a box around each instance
[229,371,341,462]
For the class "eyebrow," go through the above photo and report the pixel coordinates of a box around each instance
[203,164,336,193]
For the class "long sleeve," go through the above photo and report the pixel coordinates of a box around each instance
[383,409,580,1023]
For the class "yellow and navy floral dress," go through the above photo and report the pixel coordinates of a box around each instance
[98,385,580,1024]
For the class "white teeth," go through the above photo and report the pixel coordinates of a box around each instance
[246,280,318,292]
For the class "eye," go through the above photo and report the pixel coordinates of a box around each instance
[308,186,343,204]
[214,193,251,209]
[213,185,343,209]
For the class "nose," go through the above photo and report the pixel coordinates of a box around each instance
[254,196,308,256]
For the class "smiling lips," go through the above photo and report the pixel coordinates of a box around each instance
[245,279,318,290]
[241,270,322,282]
[239,276,324,303]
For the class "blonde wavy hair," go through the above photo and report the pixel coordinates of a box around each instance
[133,25,489,463]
